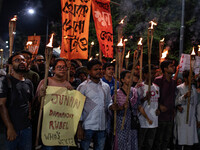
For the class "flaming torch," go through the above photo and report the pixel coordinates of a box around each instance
[147,20,157,105]
[117,38,123,78]
[159,38,165,66]
[125,51,130,69]
[186,47,196,124]
[121,39,128,69]
[95,53,99,59]
[138,38,143,81]
[0,49,3,69]
[35,33,54,148]
[121,50,140,130]
[9,15,17,57]
[8,15,17,74]
[160,48,169,63]
[89,41,94,59]
[113,45,119,135]
[198,45,200,57]
[26,41,33,50]
[118,16,127,44]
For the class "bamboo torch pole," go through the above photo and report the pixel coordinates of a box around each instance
[147,21,157,105]
[117,38,123,78]
[113,46,118,135]
[186,47,196,124]
[138,38,143,82]
[121,50,140,130]
[35,34,54,148]
[8,15,17,74]
[121,39,128,70]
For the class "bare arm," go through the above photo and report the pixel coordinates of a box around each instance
[138,105,153,125]
[0,97,17,141]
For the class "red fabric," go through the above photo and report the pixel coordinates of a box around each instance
[92,0,113,58]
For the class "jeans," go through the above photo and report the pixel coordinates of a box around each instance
[81,130,106,150]
[153,121,173,150]
[42,146,69,150]
[138,128,157,150]
[6,126,32,150]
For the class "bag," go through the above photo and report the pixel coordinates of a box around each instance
[128,91,140,130]
[130,114,140,130]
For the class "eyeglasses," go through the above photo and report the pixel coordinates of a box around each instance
[36,59,45,62]
[12,58,26,63]
[56,65,67,70]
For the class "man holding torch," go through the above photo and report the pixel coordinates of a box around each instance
[174,70,199,149]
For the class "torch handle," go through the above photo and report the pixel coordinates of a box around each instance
[186,56,193,124]
[35,47,53,147]
[121,51,140,130]
[114,48,118,135]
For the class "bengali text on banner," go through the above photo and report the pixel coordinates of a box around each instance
[92,0,113,58]
[60,0,92,60]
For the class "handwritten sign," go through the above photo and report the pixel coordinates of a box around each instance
[179,54,200,74]
[92,0,113,58]
[60,0,92,60]
[27,35,41,56]
[42,86,85,146]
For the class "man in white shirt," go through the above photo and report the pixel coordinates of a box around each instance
[136,65,160,150]
[77,59,112,150]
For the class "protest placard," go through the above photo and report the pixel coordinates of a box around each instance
[41,86,85,146]
[179,54,200,74]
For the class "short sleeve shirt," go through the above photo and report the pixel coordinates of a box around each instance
[0,75,34,131]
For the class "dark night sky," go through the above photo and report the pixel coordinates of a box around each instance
[0,0,61,41]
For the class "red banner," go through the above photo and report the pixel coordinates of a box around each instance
[27,35,41,56]
[92,0,113,58]
[60,0,92,60]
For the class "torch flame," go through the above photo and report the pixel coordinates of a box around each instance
[160,38,165,42]
[11,15,17,21]
[26,41,33,46]
[117,38,123,47]
[191,47,196,56]
[89,57,93,61]
[198,45,200,52]
[138,38,143,45]
[91,41,94,46]
[111,59,116,63]
[149,21,157,29]
[125,51,130,58]
[119,16,127,24]
[46,33,54,48]
[124,39,128,42]
[161,49,169,59]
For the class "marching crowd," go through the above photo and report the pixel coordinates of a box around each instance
[0,50,200,150]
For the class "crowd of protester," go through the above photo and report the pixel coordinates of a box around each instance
[0,50,200,150]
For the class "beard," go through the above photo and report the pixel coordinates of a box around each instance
[13,64,27,73]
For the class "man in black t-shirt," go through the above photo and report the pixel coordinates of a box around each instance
[0,53,34,150]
